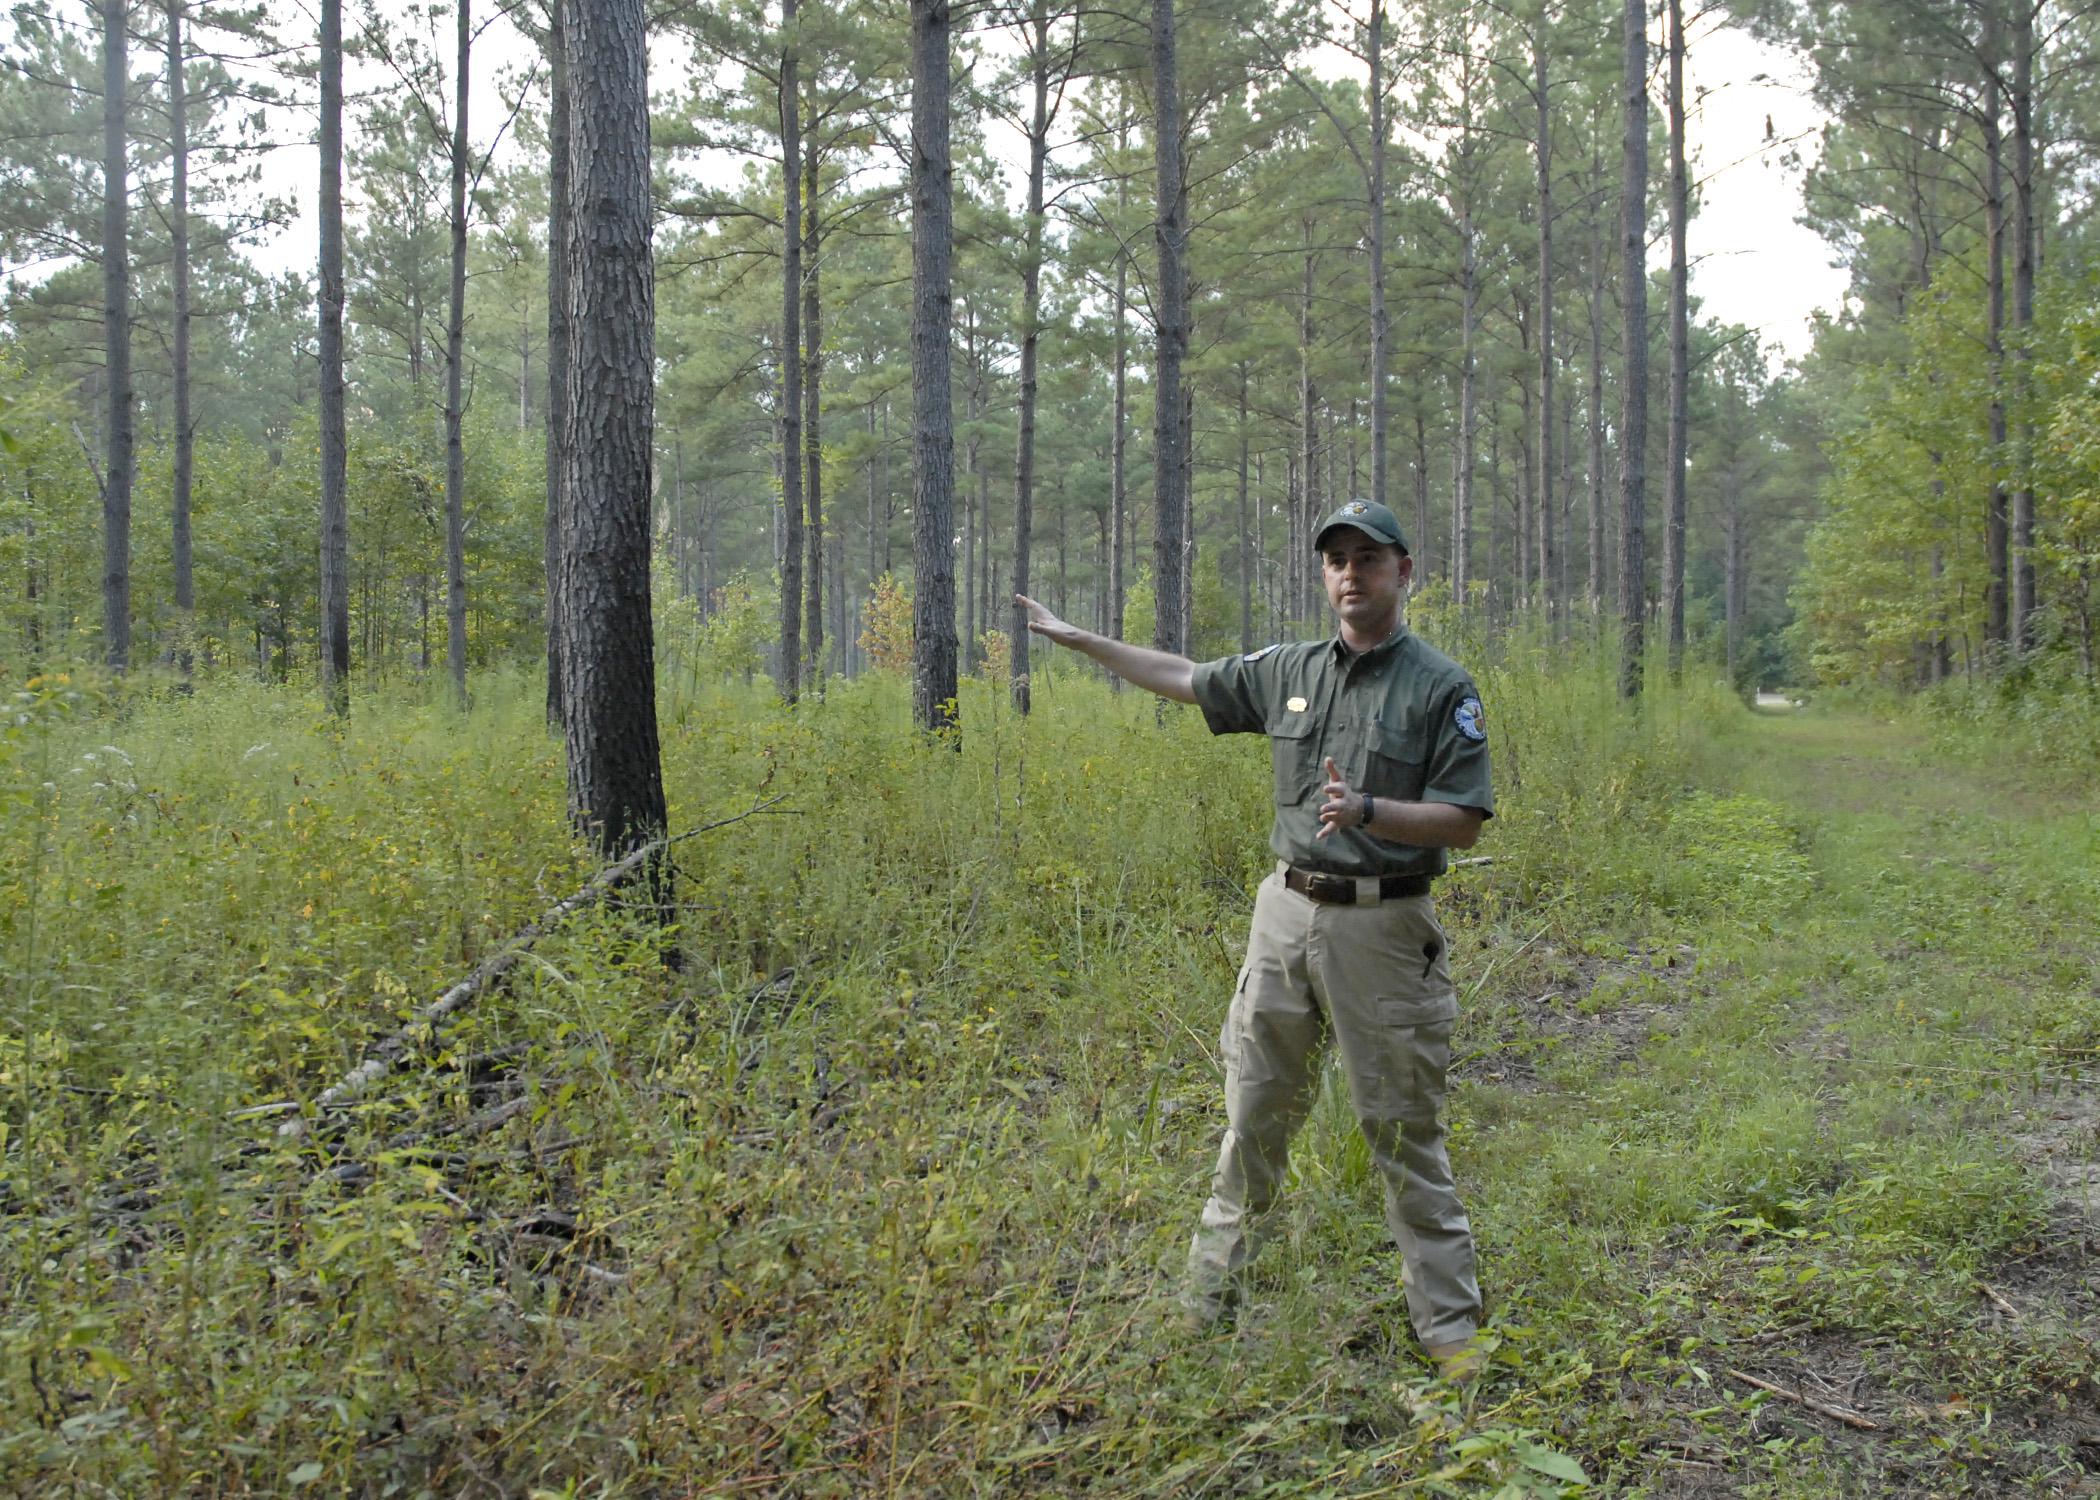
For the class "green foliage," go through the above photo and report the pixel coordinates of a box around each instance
[857,570,913,673]
[5,644,2096,1494]
[664,571,776,690]
[1649,793,1811,926]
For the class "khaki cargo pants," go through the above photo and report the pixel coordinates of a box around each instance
[1185,865,1481,1346]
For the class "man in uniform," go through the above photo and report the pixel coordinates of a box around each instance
[1016,498,1491,1373]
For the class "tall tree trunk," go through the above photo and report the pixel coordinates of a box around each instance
[1983,16,2008,654]
[2010,0,2037,650]
[1367,0,1389,520]
[321,0,351,711]
[1617,0,1649,700]
[962,338,977,663]
[866,400,880,589]
[560,0,668,863]
[1109,108,1129,647]
[1009,4,1051,713]
[544,0,570,725]
[1558,360,1575,610]
[1298,219,1318,620]
[1178,365,1193,647]
[101,0,132,672]
[1413,405,1430,579]
[1149,0,1187,656]
[1663,0,1689,674]
[977,409,993,647]
[778,0,804,702]
[1517,360,1533,603]
[804,142,824,685]
[1587,130,1607,617]
[1724,478,1741,685]
[910,0,958,731]
[1533,16,1555,626]
[445,0,471,706]
[1237,361,1251,652]
[1456,207,1477,609]
[167,0,194,679]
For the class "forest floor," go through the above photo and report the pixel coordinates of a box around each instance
[3,667,2097,1497]
[1428,702,2100,1497]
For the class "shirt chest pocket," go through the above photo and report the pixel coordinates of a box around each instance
[1267,716,1319,805]
[1363,721,1428,802]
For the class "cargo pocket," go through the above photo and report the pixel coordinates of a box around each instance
[1218,964,1251,1074]
[1372,898,1458,1027]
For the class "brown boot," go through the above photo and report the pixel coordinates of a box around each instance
[1422,1333,1490,1384]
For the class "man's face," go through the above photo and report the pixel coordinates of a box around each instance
[1321,529,1411,633]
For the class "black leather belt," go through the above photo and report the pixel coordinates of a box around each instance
[1284,866,1432,904]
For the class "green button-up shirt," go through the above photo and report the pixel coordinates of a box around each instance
[1190,622,1494,878]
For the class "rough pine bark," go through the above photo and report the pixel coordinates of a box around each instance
[1238,361,1251,652]
[804,143,824,684]
[866,401,880,592]
[1413,406,1430,579]
[1663,0,1689,673]
[909,0,958,732]
[1008,4,1051,714]
[1149,0,1187,656]
[167,0,194,678]
[778,0,804,702]
[1456,208,1477,607]
[320,0,351,711]
[1298,222,1317,616]
[1534,18,1555,625]
[445,0,471,706]
[1366,0,1390,530]
[559,0,668,861]
[101,0,132,671]
[1110,110,1129,647]
[2010,1,2036,650]
[1982,15,2009,653]
[545,0,570,726]
[1617,0,1649,701]
[1587,169,1606,615]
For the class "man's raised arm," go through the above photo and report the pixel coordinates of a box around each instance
[1016,595,1197,704]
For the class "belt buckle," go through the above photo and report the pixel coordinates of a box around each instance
[1307,873,1353,904]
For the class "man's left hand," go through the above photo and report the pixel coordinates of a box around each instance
[1315,756,1369,840]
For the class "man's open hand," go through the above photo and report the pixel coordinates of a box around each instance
[1315,756,1369,839]
[1016,594,1086,649]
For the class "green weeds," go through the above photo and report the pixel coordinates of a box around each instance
[2,651,2095,1495]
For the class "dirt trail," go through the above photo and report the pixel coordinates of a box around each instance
[1486,704,2100,1496]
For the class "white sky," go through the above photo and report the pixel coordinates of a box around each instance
[103,0,1853,364]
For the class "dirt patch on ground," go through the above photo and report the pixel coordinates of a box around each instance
[1617,1323,2100,1498]
[1453,942,1696,1094]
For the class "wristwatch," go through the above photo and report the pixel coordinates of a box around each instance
[1361,793,1375,829]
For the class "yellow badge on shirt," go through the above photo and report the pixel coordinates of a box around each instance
[1287,695,1307,713]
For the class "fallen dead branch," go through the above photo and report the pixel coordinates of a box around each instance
[1726,1368,1881,1431]
[271,796,788,1136]
[1977,1282,2021,1318]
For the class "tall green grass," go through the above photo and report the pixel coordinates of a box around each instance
[3,639,2090,1496]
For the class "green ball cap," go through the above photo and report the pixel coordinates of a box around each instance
[1314,498,1410,555]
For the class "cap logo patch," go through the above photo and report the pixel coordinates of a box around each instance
[1454,697,1486,743]
[1287,695,1308,713]
[1343,500,1368,515]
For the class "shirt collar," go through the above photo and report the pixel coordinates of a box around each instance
[1328,618,1411,665]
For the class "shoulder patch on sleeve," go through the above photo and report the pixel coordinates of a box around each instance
[1243,643,1281,662]
[1454,696,1487,743]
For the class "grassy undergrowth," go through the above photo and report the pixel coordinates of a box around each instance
[3,643,2096,1497]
